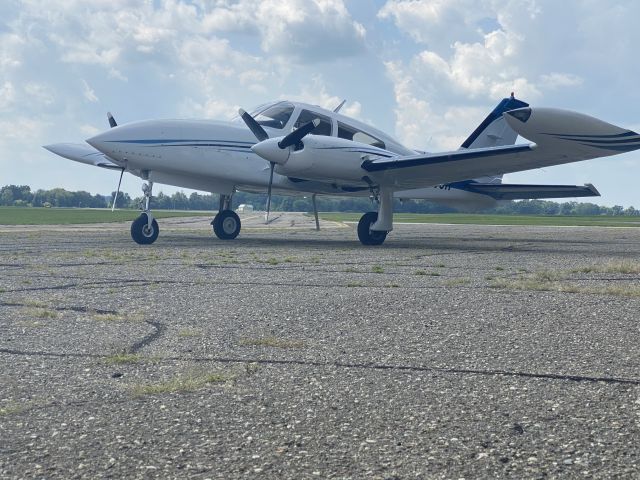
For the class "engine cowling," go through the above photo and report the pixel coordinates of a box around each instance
[273,136,385,182]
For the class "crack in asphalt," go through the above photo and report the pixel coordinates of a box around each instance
[130,320,166,354]
[0,347,638,386]
[0,302,118,314]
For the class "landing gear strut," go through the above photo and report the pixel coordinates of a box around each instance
[357,188,393,246]
[131,180,159,245]
[212,193,241,240]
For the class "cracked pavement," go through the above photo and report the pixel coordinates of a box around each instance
[1,214,639,479]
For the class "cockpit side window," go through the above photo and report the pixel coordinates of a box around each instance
[294,109,332,136]
[338,122,385,149]
[254,103,295,129]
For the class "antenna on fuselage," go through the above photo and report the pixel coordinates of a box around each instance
[333,100,346,113]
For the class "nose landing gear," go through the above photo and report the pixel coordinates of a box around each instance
[131,180,159,245]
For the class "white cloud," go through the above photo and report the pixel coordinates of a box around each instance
[200,0,367,62]
[282,77,363,120]
[24,82,56,106]
[79,124,101,136]
[81,79,99,103]
[0,81,16,110]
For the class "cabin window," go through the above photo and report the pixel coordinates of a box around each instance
[254,103,295,129]
[294,109,332,136]
[337,122,385,149]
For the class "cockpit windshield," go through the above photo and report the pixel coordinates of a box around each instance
[252,102,295,129]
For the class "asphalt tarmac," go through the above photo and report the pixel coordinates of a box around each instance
[1,213,639,479]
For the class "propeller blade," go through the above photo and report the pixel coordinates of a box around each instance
[278,119,320,149]
[111,167,125,212]
[264,162,276,224]
[107,112,117,128]
[265,162,275,224]
[238,108,269,142]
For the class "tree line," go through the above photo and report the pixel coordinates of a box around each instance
[1,184,639,216]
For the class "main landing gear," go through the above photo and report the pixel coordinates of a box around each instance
[357,188,393,246]
[211,193,241,240]
[357,212,387,245]
[131,180,159,245]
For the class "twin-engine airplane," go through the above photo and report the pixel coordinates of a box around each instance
[45,95,639,245]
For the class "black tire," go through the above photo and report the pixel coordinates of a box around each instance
[131,213,159,245]
[357,212,387,246]
[213,210,241,240]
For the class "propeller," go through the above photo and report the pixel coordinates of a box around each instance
[107,112,117,128]
[111,167,125,212]
[106,112,125,211]
[238,108,319,223]
[278,119,320,149]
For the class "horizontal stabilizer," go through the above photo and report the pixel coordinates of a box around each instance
[451,182,600,200]
[43,143,122,170]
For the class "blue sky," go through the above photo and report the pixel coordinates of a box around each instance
[2,0,640,206]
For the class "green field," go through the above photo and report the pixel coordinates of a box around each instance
[320,212,640,227]
[0,207,212,225]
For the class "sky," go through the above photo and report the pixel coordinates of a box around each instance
[2,0,640,207]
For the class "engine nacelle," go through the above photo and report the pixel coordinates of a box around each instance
[274,136,388,182]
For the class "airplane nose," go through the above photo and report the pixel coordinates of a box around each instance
[86,130,112,153]
[86,126,126,157]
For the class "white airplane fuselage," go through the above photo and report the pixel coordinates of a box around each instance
[83,104,495,209]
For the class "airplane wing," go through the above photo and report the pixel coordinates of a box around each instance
[449,181,600,200]
[43,143,123,170]
[362,107,640,190]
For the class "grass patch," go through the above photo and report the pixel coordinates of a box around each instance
[239,336,305,349]
[22,300,48,307]
[17,320,45,328]
[445,278,471,286]
[491,269,640,297]
[372,265,384,274]
[573,260,640,274]
[92,312,125,322]
[414,270,427,275]
[26,307,58,319]
[177,329,201,338]
[0,404,24,416]
[346,281,364,287]
[132,371,233,396]
[104,352,141,365]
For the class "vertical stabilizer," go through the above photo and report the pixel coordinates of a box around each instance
[462,94,529,184]
[461,95,529,150]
